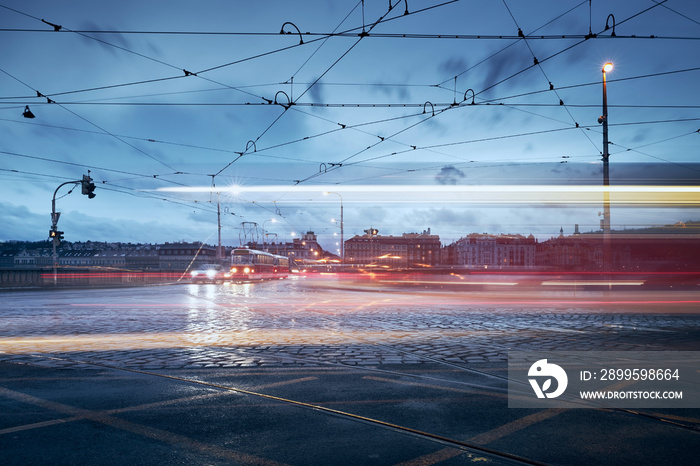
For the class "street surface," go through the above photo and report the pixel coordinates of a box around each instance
[1,275,699,465]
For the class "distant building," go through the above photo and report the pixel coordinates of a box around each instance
[90,250,127,268]
[158,242,217,270]
[0,252,15,268]
[59,251,99,267]
[446,234,537,269]
[126,247,161,270]
[246,231,329,261]
[536,234,602,270]
[14,249,52,268]
[344,228,441,268]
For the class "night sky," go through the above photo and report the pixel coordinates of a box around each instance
[1,0,699,252]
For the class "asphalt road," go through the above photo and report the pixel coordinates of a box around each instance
[1,276,699,465]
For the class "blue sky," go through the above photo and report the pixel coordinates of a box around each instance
[1,0,699,252]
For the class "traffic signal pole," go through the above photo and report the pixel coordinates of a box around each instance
[50,173,96,285]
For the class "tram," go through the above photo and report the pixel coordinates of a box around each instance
[229,247,289,281]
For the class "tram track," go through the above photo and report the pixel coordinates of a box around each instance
[9,353,546,466]
[184,284,700,434]
[4,283,695,464]
[269,303,700,434]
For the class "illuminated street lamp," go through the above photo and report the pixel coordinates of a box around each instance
[323,191,343,262]
[598,62,613,274]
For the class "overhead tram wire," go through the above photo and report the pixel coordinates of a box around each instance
[0,4,278,108]
[464,0,676,103]
[291,0,683,186]
[252,0,396,204]
[1,104,455,170]
[4,64,696,169]
[474,66,700,106]
[0,3,582,188]
[0,49,182,175]
[4,47,694,105]
[207,1,402,182]
[6,65,697,111]
[0,3,183,74]
[0,166,222,216]
[500,0,598,152]
[0,4,282,187]
[286,2,474,186]
[332,118,700,171]
[328,129,700,186]
[5,100,700,110]
[435,0,588,89]
[210,0,429,181]
[3,27,697,42]
[258,0,466,204]
[609,131,700,175]
[0,149,191,186]
[1,3,692,104]
[654,0,700,27]
[5,3,692,184]
[194,0,461,77]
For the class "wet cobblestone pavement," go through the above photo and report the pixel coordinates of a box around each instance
[2,279,699,370]
[2,278,700,466]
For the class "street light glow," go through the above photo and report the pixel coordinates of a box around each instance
[603,62,613,73]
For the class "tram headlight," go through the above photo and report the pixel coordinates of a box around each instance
[231,267,237,273]
[244,267,250,274]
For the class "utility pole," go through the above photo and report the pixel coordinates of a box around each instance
[216,192,222,261]
[599,63,613,277]
[323,191,344,262]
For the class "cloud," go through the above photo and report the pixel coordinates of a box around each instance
[435,165,465,185]
[0,203,46,241]
[438,56,469,76]
[477,45,531,96]
[77,21,135,56]
[371,81,410,101]
[306,78,324,103]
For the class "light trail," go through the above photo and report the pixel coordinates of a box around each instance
[155,184,700,206]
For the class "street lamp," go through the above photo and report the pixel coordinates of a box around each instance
[599,62,613,274]
[323,191,343,262]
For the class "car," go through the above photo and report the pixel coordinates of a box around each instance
[189,264,227,283]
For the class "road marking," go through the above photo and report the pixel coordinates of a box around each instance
[252,376,318,390]
[392,446,469,465]
[468,408,567,445]
[0,376,317,433]
[393,409,568,465]
[362,375,509,399]
[0,386,288,466]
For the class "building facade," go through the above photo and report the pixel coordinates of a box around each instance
[247,231,329,262]
[447,234,537,269]
[158,242,217,270]
[344,228,441,268]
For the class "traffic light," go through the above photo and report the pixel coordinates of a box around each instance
[81,174,96,199]
[49,229,64,243]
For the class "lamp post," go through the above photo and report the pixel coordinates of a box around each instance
[323,191,343,262]
[599,62,613,274]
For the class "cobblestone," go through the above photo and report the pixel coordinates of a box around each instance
[1,283,699,370]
